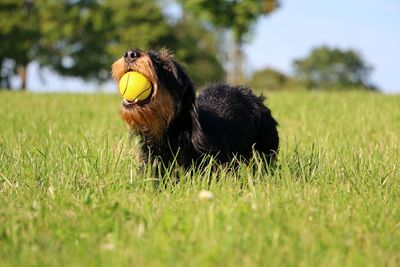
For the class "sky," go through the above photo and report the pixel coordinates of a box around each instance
[27,0,400,93]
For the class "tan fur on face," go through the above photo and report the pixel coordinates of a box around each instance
[112,52,175,141]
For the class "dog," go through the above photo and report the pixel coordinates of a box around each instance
[112,48,279,170]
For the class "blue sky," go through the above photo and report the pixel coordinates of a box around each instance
[28,0,400,93]
[244,0,400,92]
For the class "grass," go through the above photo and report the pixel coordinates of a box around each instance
[0,90,399,266]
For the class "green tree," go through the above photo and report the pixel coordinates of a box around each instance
[169,15,225,85]
[38,0,224,85]
[293,46,376,90]
[0,0,225,89]
[37,1,109,81]
[178,0,280,84]
[104,0,173,63]
[37,0,171,82]
[247,67,288,91]
[0,0,40,90]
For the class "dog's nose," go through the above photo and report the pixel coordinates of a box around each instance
[124,49,140,63]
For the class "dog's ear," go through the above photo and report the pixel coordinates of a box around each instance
[158,48,174,61]
[159,49,194,86]
[149,49,195,108]
[157,49,176,74]
[173,60,195,106]
[149,48,179,79]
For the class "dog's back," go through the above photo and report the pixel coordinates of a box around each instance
[196,84,279,163]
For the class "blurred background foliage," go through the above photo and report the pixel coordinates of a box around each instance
[0,0,377,91]
[293,46,376,91]
[177,0,280,84]
[247,67,295,91]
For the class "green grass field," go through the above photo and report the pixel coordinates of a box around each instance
[1,90,399,266]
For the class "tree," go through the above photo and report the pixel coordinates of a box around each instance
[104,0,225,85]
[169,14,225,85]
[0,0,40,90]
[0,0,225,89]
[247,67,303,91]
[293,46,376,90]
[37,1,109,81]
[37,0,224,85]
[247,67,288,91]
[37,0,172,82]
[178,0,280,84]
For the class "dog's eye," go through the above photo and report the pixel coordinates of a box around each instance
[149,51,161,62]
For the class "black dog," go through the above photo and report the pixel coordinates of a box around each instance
[112,49,279,169]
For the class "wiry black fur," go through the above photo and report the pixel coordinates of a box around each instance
[126,49,279,169]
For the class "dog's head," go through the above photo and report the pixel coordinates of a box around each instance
[112,48,195,140]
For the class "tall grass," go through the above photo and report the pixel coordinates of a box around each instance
[0,91,399,266]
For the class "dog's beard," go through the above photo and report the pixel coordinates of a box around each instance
[119,84,175,141]
[112,50,178,141]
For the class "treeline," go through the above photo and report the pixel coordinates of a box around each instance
[0,0,279,90]
[248,46,377,91]
[1,1,376,91]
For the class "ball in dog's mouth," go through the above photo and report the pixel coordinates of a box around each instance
[118,71,153,107]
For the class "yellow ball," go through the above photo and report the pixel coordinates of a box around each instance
[118,71,152,101]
